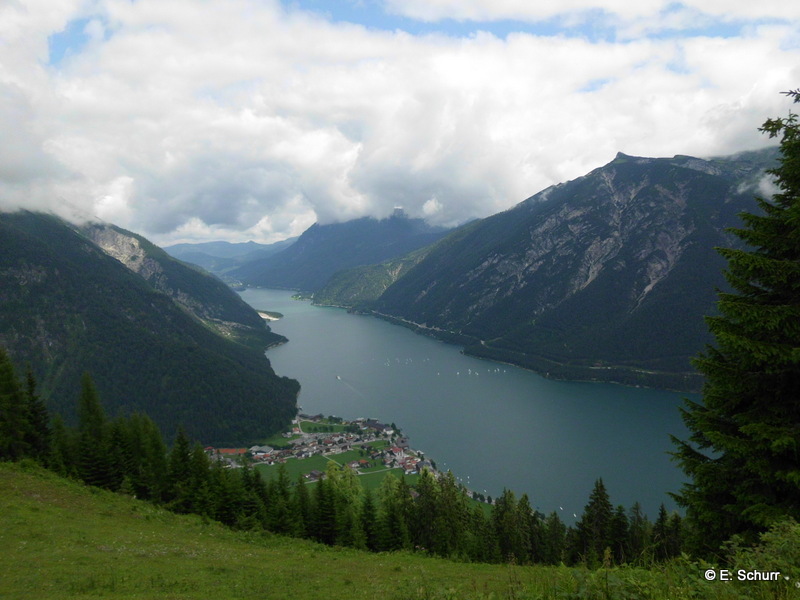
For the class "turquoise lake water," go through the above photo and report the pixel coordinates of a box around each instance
[241,288,692,520]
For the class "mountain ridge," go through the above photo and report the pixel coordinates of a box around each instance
[230,211,453,292]
[315,148,779,391]
[163,238,298,279]
[0,211,299,445]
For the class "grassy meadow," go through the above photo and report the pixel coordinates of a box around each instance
[2,461,797,600]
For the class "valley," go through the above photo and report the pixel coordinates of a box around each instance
[178,149,779,392]
[241,288,690,521]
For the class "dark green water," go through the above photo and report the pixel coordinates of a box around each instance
[241,288,692,520]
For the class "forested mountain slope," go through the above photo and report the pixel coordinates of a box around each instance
[0,211,298,444]
[81,222,283,347]
[346,150,778,390]
[230,210,451,291]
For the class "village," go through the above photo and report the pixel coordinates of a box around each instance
[204,413,437,484]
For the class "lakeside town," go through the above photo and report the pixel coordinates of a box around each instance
[204,413,494,504]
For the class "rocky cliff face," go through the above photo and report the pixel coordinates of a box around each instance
[84,224,167,284]
[371,149,777,390]
[80,222,276,343]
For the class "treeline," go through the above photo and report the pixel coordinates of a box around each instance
[1,346,683,566]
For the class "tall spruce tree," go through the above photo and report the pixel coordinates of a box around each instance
[672,90,800,554]
[76,373,116,489]
[0,347,29,461]
[23,367,51,463]
[575,478,613,567]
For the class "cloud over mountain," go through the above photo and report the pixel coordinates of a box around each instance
[0,0,797,244]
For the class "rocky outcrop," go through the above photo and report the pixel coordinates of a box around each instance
[80,222,271,340]
[370,149,778,390]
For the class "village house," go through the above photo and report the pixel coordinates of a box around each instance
[248,445,274,456]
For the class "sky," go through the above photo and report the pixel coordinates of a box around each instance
[1,0,798,245]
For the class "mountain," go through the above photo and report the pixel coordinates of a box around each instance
[323,149,778,391]
[230,210,452,292]
[166,240,281,259]
[311,245,434,308]
[83,223,285,347]
[0,211,299,445]
[163,238,297,276]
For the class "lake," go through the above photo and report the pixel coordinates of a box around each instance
[241,288,692,521]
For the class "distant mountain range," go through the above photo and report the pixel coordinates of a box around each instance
[164,238,297,278]
[0,212,299,445]
[314,149,779,391]
[226,210,453,291]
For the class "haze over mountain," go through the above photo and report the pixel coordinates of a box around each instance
[0,211,299,445]
[163,239,297,279]
[315,148,779,391]
[229,210,452,292]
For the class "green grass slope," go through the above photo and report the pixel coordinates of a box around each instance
[0,463,551,600]
[3,462,794,600]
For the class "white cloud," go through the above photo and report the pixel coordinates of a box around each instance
[0,0,797,245]
[382,0,800,24]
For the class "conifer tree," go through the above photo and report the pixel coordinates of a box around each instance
[652,504,670,561]
[541,511,567,565]
[515,493,538,564]
[492,488,523,562]
[293,474,312,538]
[666,512,684,559]
[434,471,469,557]
[49,414,77,477]
[672,90,800,554]
[211,463,246,527]
[376,473,410,551]
[76,373,115,489]
[105,418,130,491]
[188,444,215,519]
[627,502,650,565]
[167,427,193,510]
[609,505,630,565]
[236,465,266,531]
[411,469,438,552]
[23,367,51,463]
[267,464,298,535]
[575,478,613,566]
[332,464,366,549]
[473,502,499,563]
[312,474,337,545]
[142,416,169,501]
[358,488,377,550]
[0,347,28,460]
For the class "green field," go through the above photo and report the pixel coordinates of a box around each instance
[255,451,414,491]
[255,455,332,481]
[255,438,395,483]
[3,461,788,600]
[258,431,302,447]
